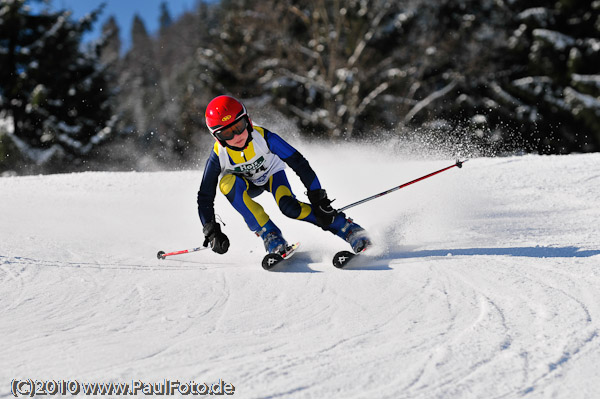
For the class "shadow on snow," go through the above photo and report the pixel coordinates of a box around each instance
[340,245,600,271]
[389,246,600,259]
[3,246,596,274]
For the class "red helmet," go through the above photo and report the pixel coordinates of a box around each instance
[205,95,253,138]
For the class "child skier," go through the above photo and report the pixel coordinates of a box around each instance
[197,95,371,256]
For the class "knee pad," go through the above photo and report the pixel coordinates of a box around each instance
[278,196,312,220]
[278,196,302,219]
[219,174,240,196]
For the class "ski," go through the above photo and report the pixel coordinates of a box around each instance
[261,242,300,270]
[332,246,371,268]
[332,250,358,268]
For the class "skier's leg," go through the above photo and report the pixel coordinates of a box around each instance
[267,171,371,252]
[326,214,371,252]
[267,170,318,224]
[219,174,270,232]
[220,174,287,253]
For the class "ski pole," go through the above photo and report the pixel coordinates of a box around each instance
[157,246,209,259]
[338,159,467,212]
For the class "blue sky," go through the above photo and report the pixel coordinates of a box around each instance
[32,0,199,51]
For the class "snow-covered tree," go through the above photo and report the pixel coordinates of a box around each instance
[98,2,219,170]
[489,0,600,153]
[0,0,116,173]
[159,2,173,31]
[100,16,121,66]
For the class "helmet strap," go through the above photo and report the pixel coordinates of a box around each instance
[246,116,254,134]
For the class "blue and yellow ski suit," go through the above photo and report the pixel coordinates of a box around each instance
[197,126,333,233]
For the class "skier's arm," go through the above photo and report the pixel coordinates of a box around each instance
[197,150,230,254]
[264,129,321,191]
[197,150,221,226]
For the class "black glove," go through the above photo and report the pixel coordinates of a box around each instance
[307,189,337,226]
[203,221,230,254]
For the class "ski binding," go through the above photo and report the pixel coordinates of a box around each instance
[262,242,300,270]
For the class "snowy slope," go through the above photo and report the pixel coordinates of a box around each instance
[1,146,599,399]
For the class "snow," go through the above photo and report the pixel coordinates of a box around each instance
[1,147,600,398]
[532,29,575,52]
[4,131,65,165]
[564,87,600,113]
[0,113,14,134]
[572,73,600,89]
[517,8,554,27]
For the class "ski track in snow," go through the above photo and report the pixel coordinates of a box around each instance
[1,149,600,399]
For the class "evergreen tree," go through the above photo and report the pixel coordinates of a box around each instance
[488,0,600,153]
[100,16,121,66]
[159,2,173,31]
[393,0,521,154]
[105,3,220,170]
[118,15,157,137]
[192,0,421,138]
[0,0,116,173]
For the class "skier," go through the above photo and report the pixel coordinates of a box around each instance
[197,95,371,257]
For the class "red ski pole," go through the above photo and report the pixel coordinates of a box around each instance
[338,159,467,212]
[157,246,209,259]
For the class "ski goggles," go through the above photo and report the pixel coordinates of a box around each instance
[213,117,248,141]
